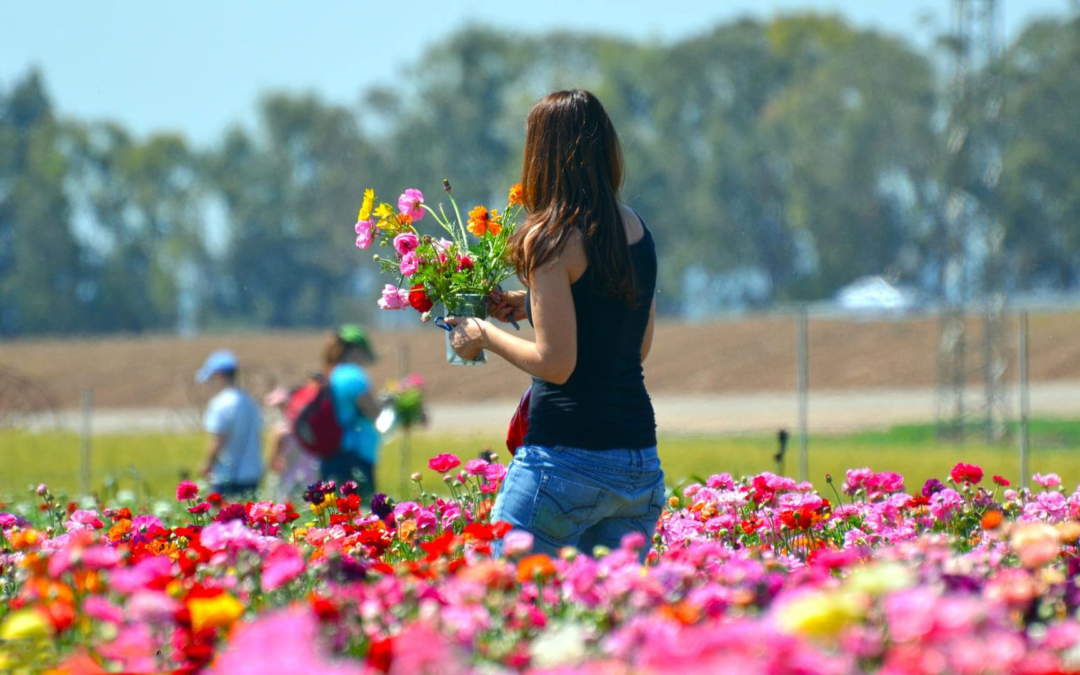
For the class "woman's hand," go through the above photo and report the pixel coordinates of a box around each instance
[487,289,528,323]
[445,316,489,360]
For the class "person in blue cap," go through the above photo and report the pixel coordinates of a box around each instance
[195,350,264,497]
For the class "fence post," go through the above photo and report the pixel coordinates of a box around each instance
[80,389,93,496]
[398,344,411,498]
[796,308,809,483]
[1018,311,1030,490]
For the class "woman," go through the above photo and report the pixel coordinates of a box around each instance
[321,324,382,498]
[447,89,663,559]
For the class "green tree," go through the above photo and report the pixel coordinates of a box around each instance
[0,70,86,336]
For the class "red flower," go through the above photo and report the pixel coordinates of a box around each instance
[187,502,211,515]
[408,284,433,313]
[367,637,394,673]
[950,462,984,485]
[993,475,1011,487]
[176,480,199,501]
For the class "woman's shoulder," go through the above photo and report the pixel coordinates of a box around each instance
[619,203,646,245]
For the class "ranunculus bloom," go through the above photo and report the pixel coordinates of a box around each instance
[176,480,199,501]
[993,475,1011,487]
[397,188,425,221]
[428,453,462,474]
[261,544,305,592]
[354,219,375,249]
[393,232,419,256]
[1033,472,1062,489]
[408,285,433,313]
[378,284,409,310]
[457,254,474,271]
[949,462,983,485]
[399,251,419,276]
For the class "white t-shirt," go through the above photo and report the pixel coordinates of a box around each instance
[204,387,263,485]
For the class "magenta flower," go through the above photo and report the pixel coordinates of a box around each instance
[428,453,462,474]
[398,188,425,221]
[377,284,409,310]
[399,251,419,276]
[176,480,199,501]
[354,219,375,249]
[393,232,419,256]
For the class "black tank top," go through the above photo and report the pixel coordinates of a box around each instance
[523,216,657,450]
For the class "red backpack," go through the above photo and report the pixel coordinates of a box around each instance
[505,386,531,456]
[285,375,342,459]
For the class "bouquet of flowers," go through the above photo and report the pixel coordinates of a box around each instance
[378,373,427,432]
[353,180,524,364]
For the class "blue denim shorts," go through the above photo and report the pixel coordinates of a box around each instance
[491,444,665,560]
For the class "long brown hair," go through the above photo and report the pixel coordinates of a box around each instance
[509,90,635,304]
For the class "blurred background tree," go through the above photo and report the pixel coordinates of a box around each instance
[1,11,1078,336]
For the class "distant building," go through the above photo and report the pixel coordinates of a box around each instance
[835,276,917,314]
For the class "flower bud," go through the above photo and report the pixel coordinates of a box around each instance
[410,472,422,482]
[442,178,452,193]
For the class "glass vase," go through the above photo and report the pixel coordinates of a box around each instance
[444,293,487,366]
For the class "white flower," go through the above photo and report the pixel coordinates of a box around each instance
[528,622,588,668]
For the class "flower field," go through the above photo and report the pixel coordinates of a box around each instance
[4,456,1080,673]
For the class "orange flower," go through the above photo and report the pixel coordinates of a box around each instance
[981,509,1004,530]
[508,183,523,206]
[516,553,556,583]
[108,518,132,542]
[659,600,702,625]
[467,205,502,237]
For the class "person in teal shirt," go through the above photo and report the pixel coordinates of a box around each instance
[320,325,381,496]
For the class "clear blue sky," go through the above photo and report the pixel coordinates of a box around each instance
[1,0,1071,145]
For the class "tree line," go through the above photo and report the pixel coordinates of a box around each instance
[1,13,1078,337]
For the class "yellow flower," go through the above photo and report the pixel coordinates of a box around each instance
[846,562,913,596]
[0,608,51,640]
[374,202,395,221]
[777,589,865,638]
[188,593,244,632]
[357,188,375,221]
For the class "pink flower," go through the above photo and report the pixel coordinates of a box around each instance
[464,458,490,476]
[262,544,305,592]
[377,284,409,310]
[188,502,211,515]
[399,251,419,276]
[176,480,199,501]
[1033,472,1062,489]
[354,219,375,249]
[483,463,508,483]
[83,595,124,624]
[208,607,365,675]
[393,232,419,256]
[126,590,180,623]
[398,188,425,221]
[503,530,534,556]
[428,453,462,474]
[457,254,474,271]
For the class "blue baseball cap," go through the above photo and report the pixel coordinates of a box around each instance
[195,350,238,383]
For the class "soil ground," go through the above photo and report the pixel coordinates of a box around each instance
[3,311,1080,433]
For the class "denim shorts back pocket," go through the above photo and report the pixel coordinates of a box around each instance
[530,471,603,542]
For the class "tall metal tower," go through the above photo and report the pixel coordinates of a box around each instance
[936,0,1008,441]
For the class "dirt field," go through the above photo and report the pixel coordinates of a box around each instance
[3,311,1080,414]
